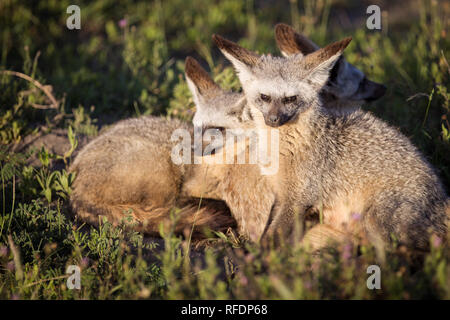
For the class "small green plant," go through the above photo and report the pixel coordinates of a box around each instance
[0,0,448,300]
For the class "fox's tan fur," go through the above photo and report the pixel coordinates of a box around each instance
[70,114,278,240]
[70,116,237,237]
[70,59,277,241]
[213,33,449,250]
[70,27,390,248]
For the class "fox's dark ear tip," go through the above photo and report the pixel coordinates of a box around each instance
[275,23,291,31]
[185,56,197,70]
[212,34,229,49]
[335,37,352,52]
[212,34,220,45]
[275,23,294,36]
[185,57,203,78]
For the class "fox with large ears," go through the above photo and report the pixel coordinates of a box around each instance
[70,56,277,242]
[213,33,354,127]
[212,33,448,250]
[274,23,386,111]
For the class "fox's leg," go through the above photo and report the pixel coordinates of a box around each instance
[301,224,353,252]
[222,166,278,242]
[181,164,223,200]
[262,199,310,245]
[224,189,276,242]
[182,163,275,242]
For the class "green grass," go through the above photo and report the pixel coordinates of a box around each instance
[0,0,449,299]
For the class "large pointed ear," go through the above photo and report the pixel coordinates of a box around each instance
[275,23,319,57]
[227,95,247,117]
[212,34,260,83]
[301,37,352,88]
[185,56,221,107]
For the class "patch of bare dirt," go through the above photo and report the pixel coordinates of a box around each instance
[14,128,91,169]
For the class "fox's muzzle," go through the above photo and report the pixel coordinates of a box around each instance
[361,78,387,102]
[264,112,292,127]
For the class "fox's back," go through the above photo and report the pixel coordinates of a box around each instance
[72,116,189,168]
[324,111,444,194]
[71,116,191,207]
[318,110,447,245]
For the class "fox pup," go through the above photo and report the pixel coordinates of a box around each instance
[71,29,388,246]
[213,33,448,249]
[274,23,386,113]
[70,57,275,241]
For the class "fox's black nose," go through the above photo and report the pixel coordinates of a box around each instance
[265,113,293,127]
[268,114,279,124]
[363,79,387,102]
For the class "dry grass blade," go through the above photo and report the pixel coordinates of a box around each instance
[0,70,59,109]
[7,234,23,281]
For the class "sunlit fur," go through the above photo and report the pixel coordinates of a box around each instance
[274,23,386,112]
[214,34,449,250]
[70,58,277,242]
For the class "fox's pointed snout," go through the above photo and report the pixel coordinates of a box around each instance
[266,114,280,127]
[367,82,387,102]
[361,78,387,102]
[264,110,292,127]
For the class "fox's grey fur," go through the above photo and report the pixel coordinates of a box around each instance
[71,30,390,248]
[274,23,386,112]
[194,25,386,130]
[70,57,275,241]
[213,34,449,249]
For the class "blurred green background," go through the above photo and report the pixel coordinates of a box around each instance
[0,0,449,299]
[1,0,449,184]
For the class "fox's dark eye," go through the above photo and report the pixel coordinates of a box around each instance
[203,126,226,134]
[282,96,297,104]
[260,94,271,102]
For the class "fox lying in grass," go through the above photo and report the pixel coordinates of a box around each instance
[70,25,393,248]
[274,23,386,113]
[70,57,277,241]
[212,30,449,250]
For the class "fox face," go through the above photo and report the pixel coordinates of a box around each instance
[240,56,316,127]
[213,34,351,127]
[185,56,250,131]
[185,56,258,155]
[275,23,386,105]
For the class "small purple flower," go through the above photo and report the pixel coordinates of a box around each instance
[432,235,442,248]
[303,281,312,290]
[6,261,15,272]
[240,276,248,286]
[244,254,254,264]
[351,213,362,221]
[311,260,321,272]
[80,257,90,268]
[10,294,20,300]
[0,245,7,257]
[341,243,353,261]
[118,18,127,29]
